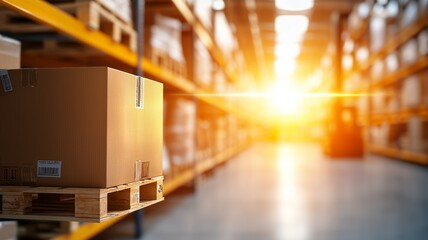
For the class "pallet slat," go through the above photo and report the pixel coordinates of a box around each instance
[0,176,164,222]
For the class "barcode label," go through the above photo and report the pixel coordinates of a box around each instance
[37,160,61,178]
[0,70,12,92]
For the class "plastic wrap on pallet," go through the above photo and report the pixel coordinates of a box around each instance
[195,39,213,88]
[418,29,428,56]
[370,16,385,53]
[194,0,212,30]
[400,1,419,29]
[0,34,20,69]
[385,52,399,74]
[401,75,421,108]
[400,39,418,66]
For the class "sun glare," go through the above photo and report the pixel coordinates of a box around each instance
[275,15,309,36]
[267,81,303,116]
[275,0,314,11]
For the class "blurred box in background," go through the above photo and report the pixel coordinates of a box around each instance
[164,97,196,171]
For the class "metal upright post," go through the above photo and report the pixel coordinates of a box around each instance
[134,0,145,238]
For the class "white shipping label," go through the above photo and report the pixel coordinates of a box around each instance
[0,70,12,92]
[37,160,62,178]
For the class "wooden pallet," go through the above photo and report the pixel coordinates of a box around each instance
[0,1,136,51]
[0,176,163,222]
[151,48,187,77]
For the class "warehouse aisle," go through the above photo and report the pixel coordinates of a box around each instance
[95,142,428,240]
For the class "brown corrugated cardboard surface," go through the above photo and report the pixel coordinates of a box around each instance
[0,67,163,188]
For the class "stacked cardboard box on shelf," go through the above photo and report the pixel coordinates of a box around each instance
[401,75,421,108]
[195,39,213,89]
[424,70,428,105]
[348,2,370,38]
[0,67,163,188]
[400,0,419,29]
[214,116,228,153]
[385,87,399,113]
[195,118,213,161]
[164,97,196,171]
[214,11,237,59]
[385,52,399,74]
[418,29,428,56]
[370,124,389,147]
[212,64,227,93]
[370,59,384,82]
[400,39,418,66]
[194,0,212,30]
[371,90,386,114]
[150,14,185,75]
[402,117,425,153]
[370,16,385,53]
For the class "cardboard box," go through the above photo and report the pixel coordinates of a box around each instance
[401,75,420,108]
[0,67,163,188]
[0,221,17,240]
[0,35,20,69]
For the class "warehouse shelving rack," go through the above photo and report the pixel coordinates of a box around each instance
[0,0,254,239]
[339,1,428,164]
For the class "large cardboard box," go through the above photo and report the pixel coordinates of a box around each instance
[0,67,163,188]
[0,35,20,69]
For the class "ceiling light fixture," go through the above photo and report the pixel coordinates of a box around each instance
[275,0,314,11]
[275,15,309,36]
[212,0,225,10]
[275,43,301,58]
[275,57,296,77]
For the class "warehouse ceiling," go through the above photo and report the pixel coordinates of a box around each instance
[144,0,357,86]
[223,0,356,84]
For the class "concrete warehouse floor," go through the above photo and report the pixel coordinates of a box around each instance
[95,142,428,240]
